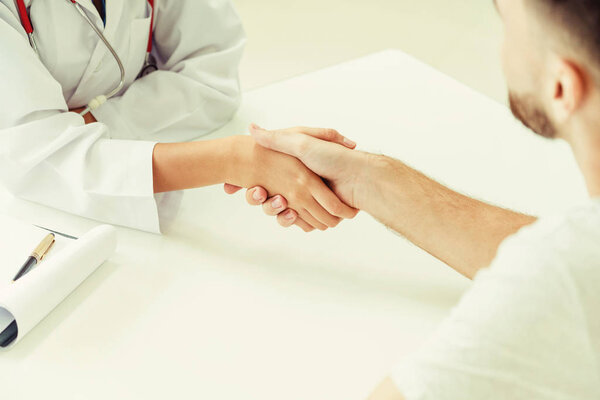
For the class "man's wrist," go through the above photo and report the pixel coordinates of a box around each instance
[354,152,392,211]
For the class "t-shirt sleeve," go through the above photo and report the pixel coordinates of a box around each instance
[391,218,600,400]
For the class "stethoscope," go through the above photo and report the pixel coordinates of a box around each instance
[14,0,157,117]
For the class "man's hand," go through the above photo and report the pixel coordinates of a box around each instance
[220,135,358,231]
[249,124,368,208]
[224,125,364,231]
[246,124,536,278]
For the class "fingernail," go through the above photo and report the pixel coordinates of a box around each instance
[343,137,356,148]
[250,123,263,130]
[272,197,283,209]
[252,189,264,201]
[284,210,295,220]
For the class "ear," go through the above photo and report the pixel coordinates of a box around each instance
[548,58,586,123]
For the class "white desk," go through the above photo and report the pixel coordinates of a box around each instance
[0,50,587,400]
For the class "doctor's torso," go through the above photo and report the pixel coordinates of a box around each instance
[0,0,244,232]
[1,0,153,108]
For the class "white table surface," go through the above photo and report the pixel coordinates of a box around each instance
[0,50,588,400]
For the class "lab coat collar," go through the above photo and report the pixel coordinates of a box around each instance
[71,0,104,28]
[68,0,125,39]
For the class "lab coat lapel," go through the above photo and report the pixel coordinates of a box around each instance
[70,0,125,103]
[84,0,124,67]
[72,0,104,27]
[103,0,124,41]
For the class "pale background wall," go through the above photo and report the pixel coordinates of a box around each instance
[232,0,506,103]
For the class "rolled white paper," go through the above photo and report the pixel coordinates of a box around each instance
[0,225,116,348]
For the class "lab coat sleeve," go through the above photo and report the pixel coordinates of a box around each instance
[90,0,246,142]
[0,8,162,233]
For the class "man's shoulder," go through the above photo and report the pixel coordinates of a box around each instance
[488,200,600,293]
[392,201,600,400]
[500,200,600,265]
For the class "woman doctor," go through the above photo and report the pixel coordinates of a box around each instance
[0,0,357,233]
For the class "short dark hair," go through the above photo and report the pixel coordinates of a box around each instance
[533,0,600,67]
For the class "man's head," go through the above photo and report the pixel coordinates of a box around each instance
[496,0,600,141]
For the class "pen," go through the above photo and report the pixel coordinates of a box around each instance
[12,233,55,282]
[1,233,56,347]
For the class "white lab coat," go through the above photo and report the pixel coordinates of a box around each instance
[0,0,245,232]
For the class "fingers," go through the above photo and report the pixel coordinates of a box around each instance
[230,184,325,233]
[297,208,328,231]
[274,208,322,234]
[262,195,288,216]
[250,123,356,150]
[270,207,317,233]
[292,177,356,228]
[245,186,268,205]
[227,185,269,206]
[295,126,356,149]
[258,193,325,231]
[311,180,359,219]
[223,183,243,195]
[277,209,298,228]
[238,189,319,232]
[249,124,309,158]
[294,217,316,232]
[305,197,342,228]
[265,199,319,233]
[258,201,316,233]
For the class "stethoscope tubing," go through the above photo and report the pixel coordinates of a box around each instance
[14,0,155,116]
[71,1,125,115]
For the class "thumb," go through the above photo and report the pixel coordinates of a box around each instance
[223,183,243,194]
[249,124,307,159]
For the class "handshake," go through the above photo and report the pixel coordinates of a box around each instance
[223,124,371,232]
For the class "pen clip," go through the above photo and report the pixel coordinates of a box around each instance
[39,238,55,261]
[34,225,78,240]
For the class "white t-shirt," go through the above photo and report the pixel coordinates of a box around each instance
[392,200,600,400]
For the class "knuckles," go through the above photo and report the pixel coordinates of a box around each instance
[296,136,312,157]
[323,129,340,141]
[291,174,311,193]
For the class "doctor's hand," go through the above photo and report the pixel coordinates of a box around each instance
[223,184,305,229]
[223,133,359,231]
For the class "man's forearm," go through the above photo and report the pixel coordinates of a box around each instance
[357,154,537,278]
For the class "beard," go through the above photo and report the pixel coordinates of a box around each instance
[509,92,557,139]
